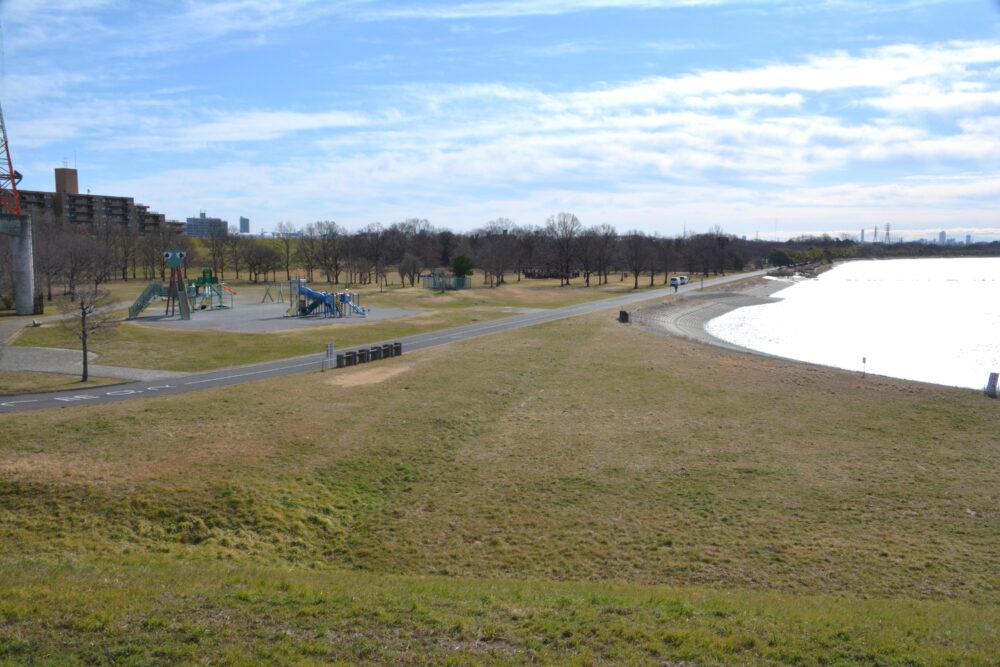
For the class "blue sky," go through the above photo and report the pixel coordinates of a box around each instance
[2,0,999,239]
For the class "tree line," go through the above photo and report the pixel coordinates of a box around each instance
[4,213,1000,310]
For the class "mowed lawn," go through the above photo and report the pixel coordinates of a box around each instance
[1,313,998,664]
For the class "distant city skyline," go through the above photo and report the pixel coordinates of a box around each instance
[3,1,999,239]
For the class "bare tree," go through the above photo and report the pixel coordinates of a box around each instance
[622,231,650,290]
[398,253,423,287]
[297,223,320,282]
[32,219,64,301]
[244,241,282,283]
[545,212,582,286]
[657,237,678,284]
[314,221,344,284]
[206,224,229,280]
[274,221,298,281]
[360,223,390,290]
[60,233,112,299]
[587,224,617,285]
[477,218,517,287]
[58,283,118,382]
[225,230,247,280]
[577,227,600,287]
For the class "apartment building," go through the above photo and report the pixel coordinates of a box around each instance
[18,167,181,234]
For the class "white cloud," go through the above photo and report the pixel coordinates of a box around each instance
[7,0,998,238]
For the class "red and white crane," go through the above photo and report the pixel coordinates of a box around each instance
[0,99,22,215]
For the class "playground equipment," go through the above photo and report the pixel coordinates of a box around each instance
[127,250,192,320]
[261,282,285,303]
[288,278,368,318]
[187,267,235,311]
[163,251,190,319]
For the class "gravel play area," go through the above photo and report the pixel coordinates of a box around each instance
[130,292,418,333]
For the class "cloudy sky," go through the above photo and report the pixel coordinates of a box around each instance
[3,0,999,239]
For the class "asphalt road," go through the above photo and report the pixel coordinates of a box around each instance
[1,271,767,413]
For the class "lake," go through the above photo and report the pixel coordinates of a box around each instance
[705,257,1000,390]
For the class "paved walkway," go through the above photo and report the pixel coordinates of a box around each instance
[0,346,185,381]
[1,300,184,382]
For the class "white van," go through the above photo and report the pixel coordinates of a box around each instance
[670,277,681,287]
[678,275,690,285]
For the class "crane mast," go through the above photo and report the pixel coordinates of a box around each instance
[0,100,22,215]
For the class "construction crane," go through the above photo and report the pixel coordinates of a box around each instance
[0,12,22,216]
[0,99,22,215]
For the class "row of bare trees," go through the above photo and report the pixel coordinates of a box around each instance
[219,215,762,291]
[460,215,757,289]
[1,216,765,310]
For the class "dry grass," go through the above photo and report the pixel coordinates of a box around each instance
[2,311,998,662]
[4,313,999,599]
[0,371,117,395]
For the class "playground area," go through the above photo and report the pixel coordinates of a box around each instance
[131,292,415,333]
[127,267,416,333]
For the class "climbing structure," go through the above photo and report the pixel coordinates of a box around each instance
[188,267,235,310]
[289,279,367,318]
[163,251,191,319]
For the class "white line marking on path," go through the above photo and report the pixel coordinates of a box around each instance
[184,360,319,385]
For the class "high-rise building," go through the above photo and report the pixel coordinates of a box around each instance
[966,234,972,245]
[860,228,865,243]
[239,216,250,234]
[18,167,178,234]
[938,230,947,245]
[185,211,228,237]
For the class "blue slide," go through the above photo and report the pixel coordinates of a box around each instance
[297,283,336,316]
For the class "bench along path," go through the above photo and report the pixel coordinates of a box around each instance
[0,270,767,413]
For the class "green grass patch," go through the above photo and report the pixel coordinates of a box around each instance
[2,313,998,661]
[11,308,510,372]
[2,556,997,665]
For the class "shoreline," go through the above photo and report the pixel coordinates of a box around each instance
[631,276,794,356]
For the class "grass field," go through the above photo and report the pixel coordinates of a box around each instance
[2,309,998,663]
[0,371,117,395]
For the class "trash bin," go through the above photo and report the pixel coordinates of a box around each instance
[393,342,402,356]
[618,310,629,323]
[345,351,357,366]
[370,346,381,361]
[336,353,345,369]
[358,348,370,363]
[382,343,394,358]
